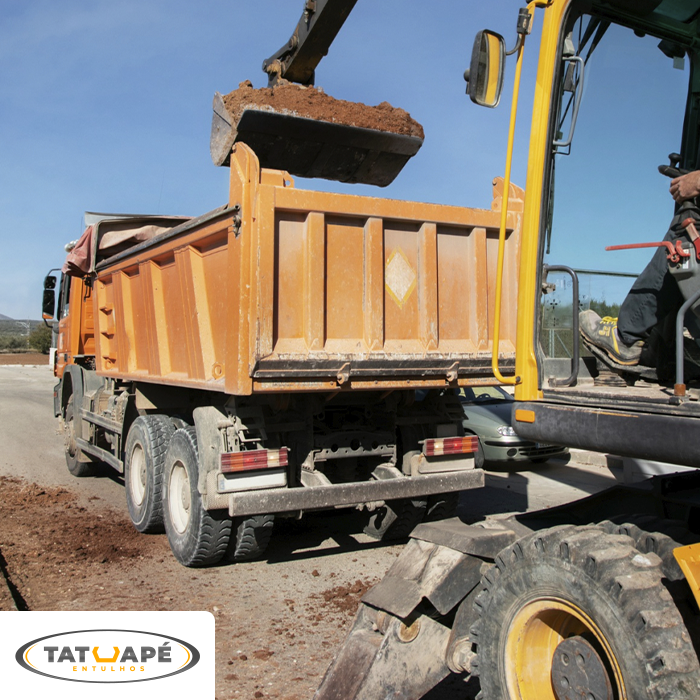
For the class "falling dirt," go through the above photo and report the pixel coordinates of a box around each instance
[223,80,424,139]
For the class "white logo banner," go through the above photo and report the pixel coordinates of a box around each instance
[0,611,214,699]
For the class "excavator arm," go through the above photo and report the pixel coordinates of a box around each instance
[262,0,358,86]
[210,0,423,186]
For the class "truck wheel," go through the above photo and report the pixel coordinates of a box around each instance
[163,427,231,567]
[227,515,275,562]
[124,415,175,534]
[364,498,427,541]
[423,492,459,522]
[471,524,700,700]
[64,395,94,477]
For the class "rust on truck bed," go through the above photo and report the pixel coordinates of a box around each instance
[93,143,522,395]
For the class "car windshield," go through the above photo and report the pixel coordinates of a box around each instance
[457,386,513,403]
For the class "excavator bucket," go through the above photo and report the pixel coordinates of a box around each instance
[210,91,424,187]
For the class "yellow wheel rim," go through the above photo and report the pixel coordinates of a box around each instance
[505,597,626,700]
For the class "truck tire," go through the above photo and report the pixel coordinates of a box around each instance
[423,492,459,522]
[124,415,175,534]
[64,395,94,477]
[163,427,232,567]
[227,515,275,562]
[364,498,427,541]
[471,524,700,700]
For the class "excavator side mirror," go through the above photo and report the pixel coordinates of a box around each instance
[466,30,506,108]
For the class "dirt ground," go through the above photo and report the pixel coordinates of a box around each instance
[0,352,49,365]
[1,365,619,700]
[0,473,393,699]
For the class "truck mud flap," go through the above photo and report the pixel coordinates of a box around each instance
[224,469,484,517]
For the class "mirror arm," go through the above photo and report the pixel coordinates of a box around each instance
[506,7,533,56]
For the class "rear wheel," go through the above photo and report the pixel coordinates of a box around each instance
[364,498,427,541]
[227,515,275,562]
[163,427,231,567]
[423,492,459,522]
[124,415,175,533]
[64,395,94,477]
[472,525,700,699]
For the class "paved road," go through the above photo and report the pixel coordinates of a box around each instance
[0,364,622,699]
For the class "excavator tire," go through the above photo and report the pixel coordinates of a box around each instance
[471,524,700,700]
[602,516,700,655]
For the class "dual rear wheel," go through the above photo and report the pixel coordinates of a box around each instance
[123,419,273,567]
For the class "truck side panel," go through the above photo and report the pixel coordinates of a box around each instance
[93,146,522,394]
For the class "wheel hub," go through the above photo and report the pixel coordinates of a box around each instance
[552,635,613,700]
[169,462,191,535]
[65,416,76,457]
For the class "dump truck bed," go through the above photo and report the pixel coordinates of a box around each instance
[93,144,521,395]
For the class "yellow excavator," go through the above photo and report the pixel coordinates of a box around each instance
[308,0,700,697]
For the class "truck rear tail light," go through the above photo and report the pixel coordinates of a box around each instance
[220,447,289,473]
[423,436,478,457]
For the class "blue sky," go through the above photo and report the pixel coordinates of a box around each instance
[0,1,690,319]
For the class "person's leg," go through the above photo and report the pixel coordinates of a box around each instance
[617,216,686,344]
[579,206,693,365]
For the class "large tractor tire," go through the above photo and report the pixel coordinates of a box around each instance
[64,395,94,477]
[471,524,700,699]
[124,415,175,534]
[163,427,232,567]
[603,516,700,654]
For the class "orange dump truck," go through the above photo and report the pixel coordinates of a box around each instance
[43,143,522,566]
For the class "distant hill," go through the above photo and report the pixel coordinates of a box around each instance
[0,318,42,336]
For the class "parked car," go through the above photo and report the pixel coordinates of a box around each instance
[457,386,569,467]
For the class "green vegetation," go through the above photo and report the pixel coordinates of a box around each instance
[0,335,28,351]
[0,319,45,352]
[28,325,53,354]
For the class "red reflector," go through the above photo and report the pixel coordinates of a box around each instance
[221,447,289,473]
[424,436,479,457]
